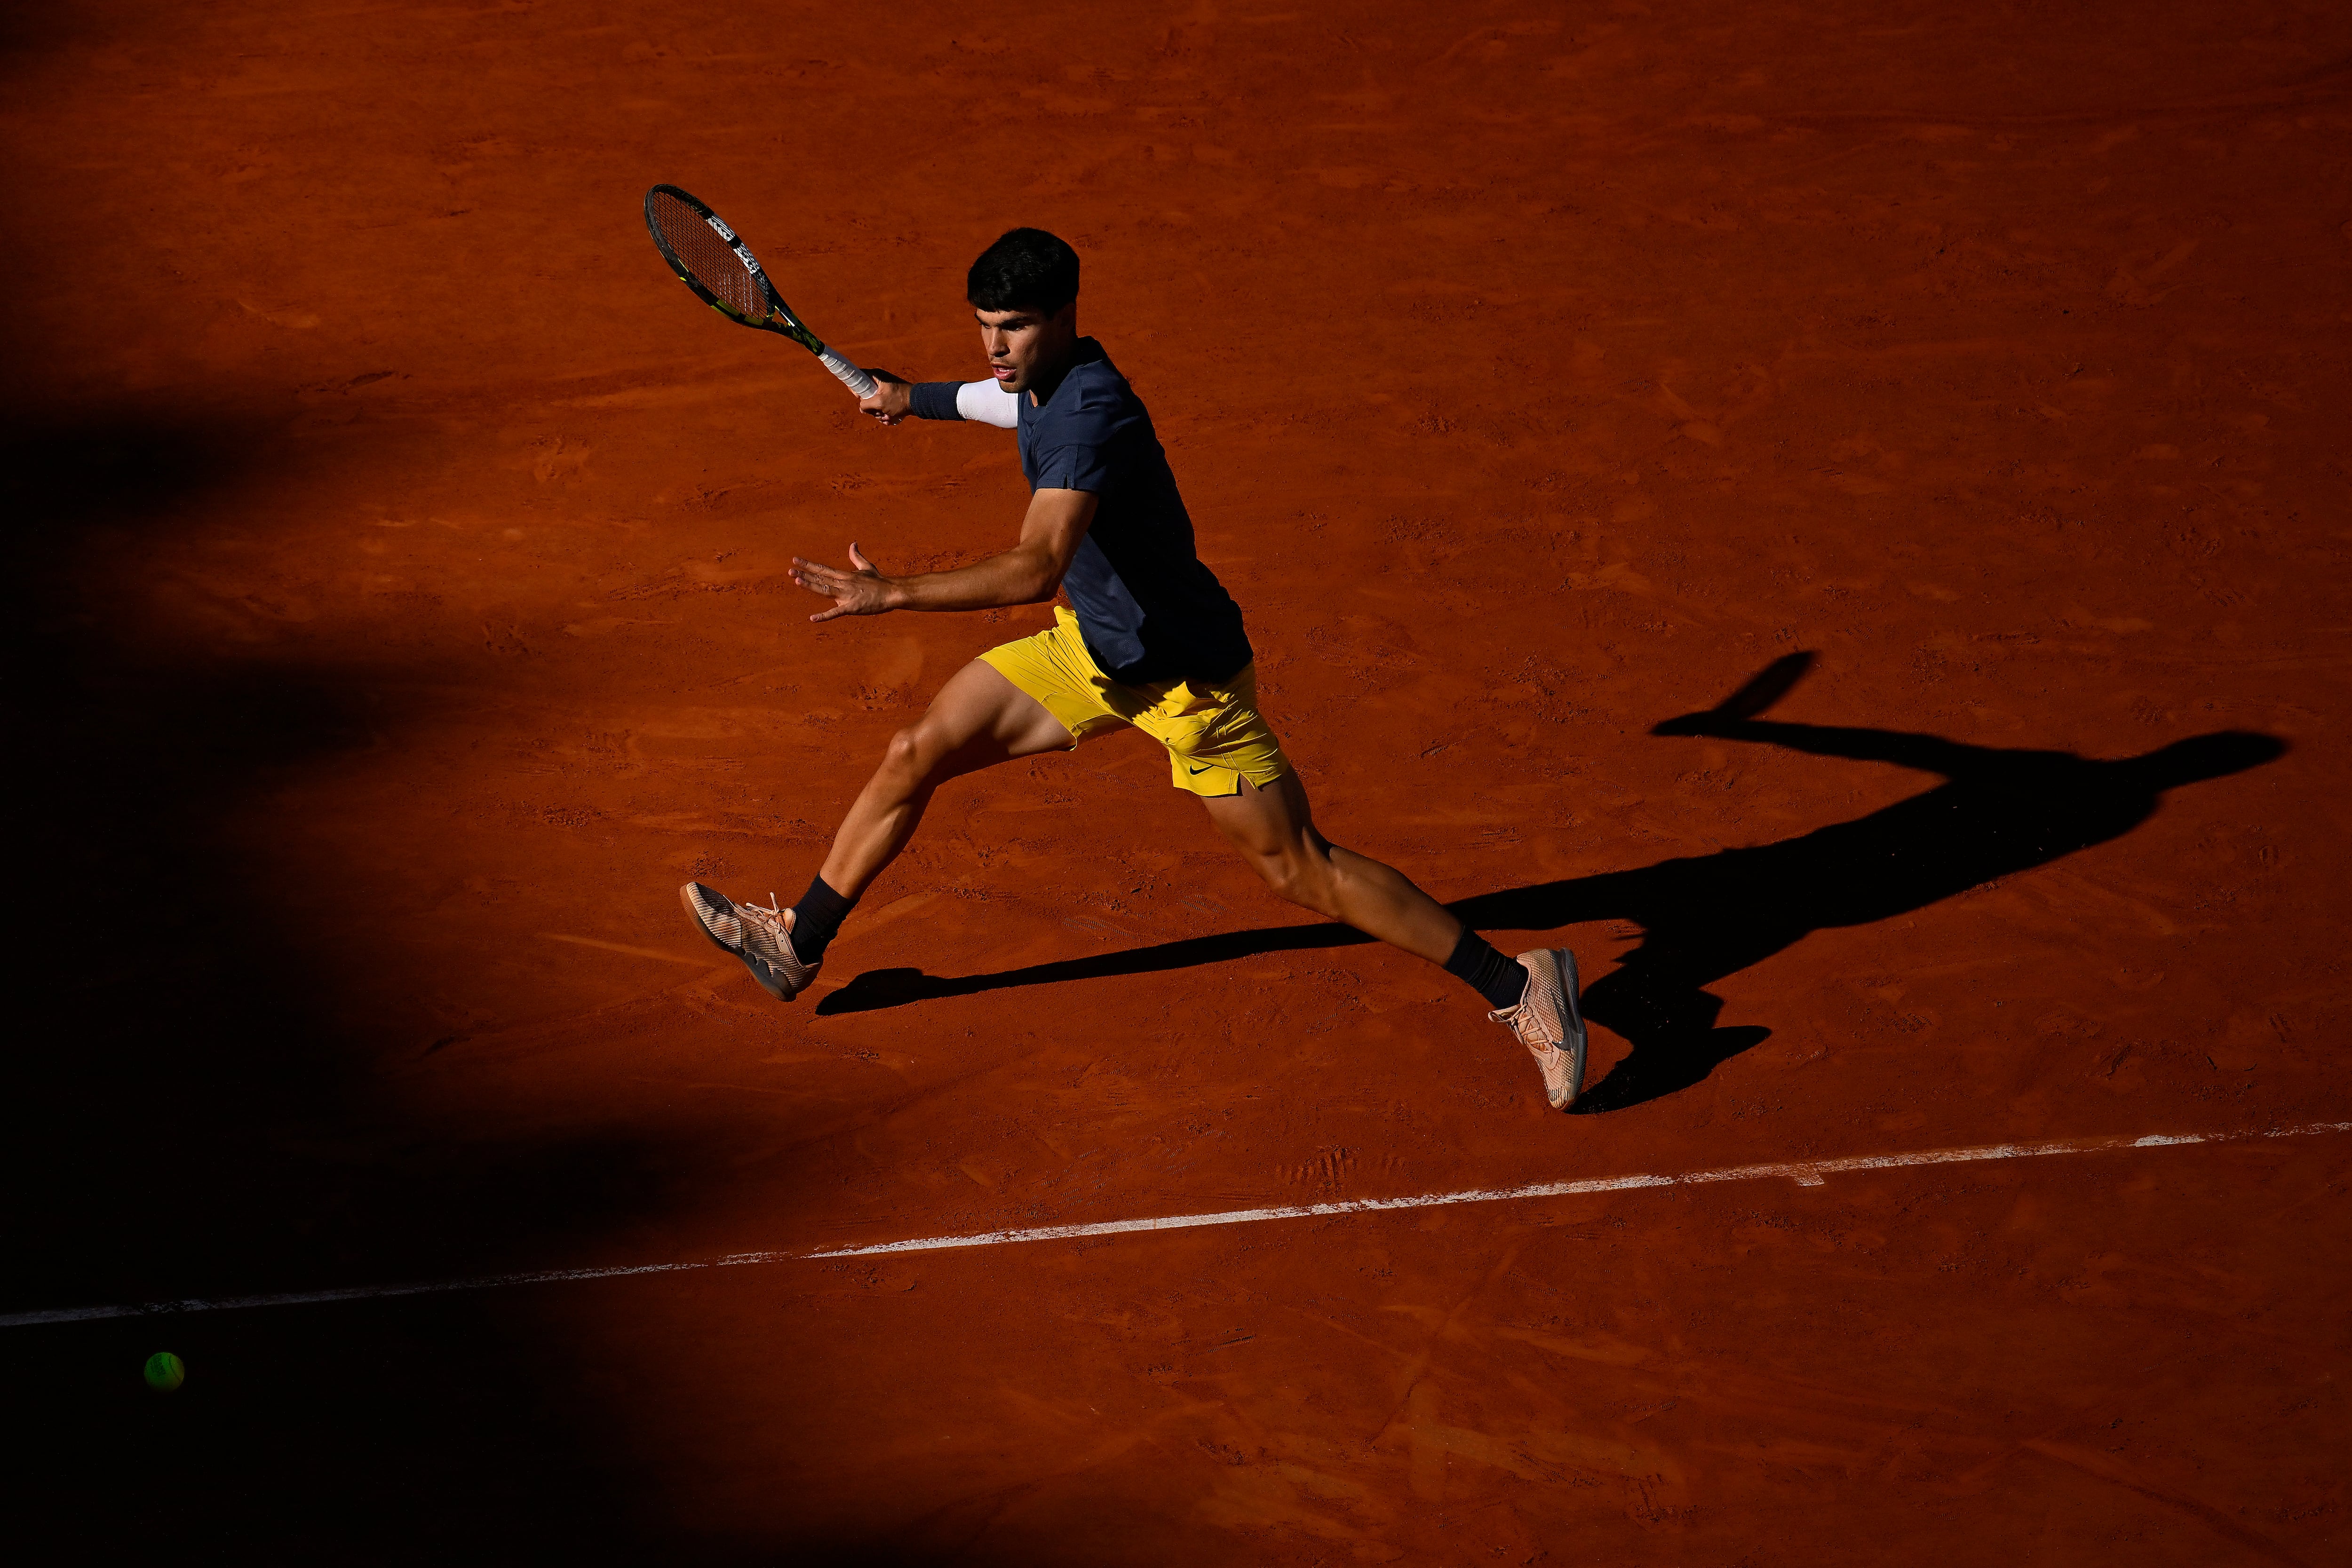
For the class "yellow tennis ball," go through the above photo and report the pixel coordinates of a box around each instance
[144,1351,185,1393]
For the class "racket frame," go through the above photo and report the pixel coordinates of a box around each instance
[644,184,877,398]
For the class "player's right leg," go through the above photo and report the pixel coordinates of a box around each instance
[1199,765,1588,1110]
[680,659,1073,1001]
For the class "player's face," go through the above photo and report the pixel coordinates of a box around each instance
[974,302,1077,396]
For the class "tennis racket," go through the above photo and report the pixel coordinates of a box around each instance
[644,184,877,399]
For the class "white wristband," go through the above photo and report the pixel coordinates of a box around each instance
[955,379,1018,428]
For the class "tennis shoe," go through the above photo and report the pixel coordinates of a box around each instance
[679,882,819,1002]
[1489,948,1586,1111]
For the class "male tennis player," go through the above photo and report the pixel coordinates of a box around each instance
[679,230,1587,1109]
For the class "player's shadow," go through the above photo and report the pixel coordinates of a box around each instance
[818,654,2283,1113]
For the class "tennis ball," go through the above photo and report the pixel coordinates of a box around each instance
[144,1351,185,1393]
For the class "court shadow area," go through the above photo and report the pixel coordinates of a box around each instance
[0,411,686,1558]
[818,654,2283,1113]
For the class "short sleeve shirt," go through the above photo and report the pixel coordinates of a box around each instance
[1018,339,1253,687]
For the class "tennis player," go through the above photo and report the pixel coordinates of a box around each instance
[679,229,1587,1109]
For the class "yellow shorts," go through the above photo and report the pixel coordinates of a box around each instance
[978,606,1290,799]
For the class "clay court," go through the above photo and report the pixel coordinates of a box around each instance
[6,1,2350,1560]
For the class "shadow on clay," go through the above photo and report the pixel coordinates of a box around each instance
[817,653,2284,1114]
[2,410,666,1554]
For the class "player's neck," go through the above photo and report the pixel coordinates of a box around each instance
[1025,333,1086,404]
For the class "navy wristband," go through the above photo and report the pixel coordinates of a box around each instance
[909,382,964,420]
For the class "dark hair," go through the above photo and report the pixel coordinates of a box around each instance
[967,228,1080,315]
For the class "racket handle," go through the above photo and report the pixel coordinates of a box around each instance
[819,349,877,400]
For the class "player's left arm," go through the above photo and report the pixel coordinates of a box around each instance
[789,488,1096,623]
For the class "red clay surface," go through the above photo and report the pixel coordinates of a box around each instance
[6,2,2351,1561]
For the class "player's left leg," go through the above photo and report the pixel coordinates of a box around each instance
[817,657,1080,902]
[1199,768,1589,1110]
[680,658,1076,1003]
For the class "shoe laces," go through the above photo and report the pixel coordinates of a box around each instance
[1495,988,1560,1052]
[739,892,790,933]
[1500,1010,1550,1052]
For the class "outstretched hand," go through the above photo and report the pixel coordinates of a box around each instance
[791,544,899,622]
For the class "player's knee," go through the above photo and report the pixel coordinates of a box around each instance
[880,725,934,782]
[1259,847,1335,914]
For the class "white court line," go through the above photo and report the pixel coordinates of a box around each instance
[808,1119,2351,1256]
[6,1120,2345,1330]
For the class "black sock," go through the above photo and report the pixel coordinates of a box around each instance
[790,874,857,965]
[1444,928,1527,1012]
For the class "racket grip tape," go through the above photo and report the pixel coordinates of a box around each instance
[819,349,877,400]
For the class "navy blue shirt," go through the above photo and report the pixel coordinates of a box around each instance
[916,339,1252,687]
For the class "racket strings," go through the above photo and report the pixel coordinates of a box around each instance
[650,191,765,320]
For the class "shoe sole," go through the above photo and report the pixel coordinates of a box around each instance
[679,882,796,1002]
[1551,947,1588,1109]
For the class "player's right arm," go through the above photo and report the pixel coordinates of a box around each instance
[858,372,915,423]
[858,373,1018,428]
